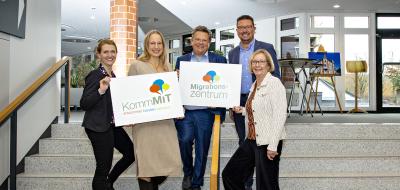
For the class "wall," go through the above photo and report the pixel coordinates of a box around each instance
[0,0,61,184]
[0,31,10,186]
[254,18,276,48]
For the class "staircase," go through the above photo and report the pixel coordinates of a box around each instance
[17,122,400,190]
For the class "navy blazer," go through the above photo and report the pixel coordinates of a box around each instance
[228,40,281,80]
[175,51,227,123]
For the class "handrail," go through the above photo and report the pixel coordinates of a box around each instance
[0,56,71,190]
[0,56,71,125]
[210,114,221,190]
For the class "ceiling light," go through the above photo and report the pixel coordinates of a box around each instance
[181,1,187,5]
[90,7,96,20]
[215,22,220,25]
[87,47,92,50]
[333,4,340,8]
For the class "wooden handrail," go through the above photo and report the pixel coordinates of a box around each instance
[210,114,221,190]
[0,56,70,125]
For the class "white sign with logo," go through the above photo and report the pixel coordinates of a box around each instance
[110,72,184,126]
[179,61,242,108]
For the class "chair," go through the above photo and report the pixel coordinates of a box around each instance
[346,60,368,113]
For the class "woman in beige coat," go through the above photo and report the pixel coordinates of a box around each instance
[127,30,182,190]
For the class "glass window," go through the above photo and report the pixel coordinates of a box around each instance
[280,17,299,31]
[220,28,234,40]
[344,17,369,28]
[378,17,400,29]
[169,39,180,49]
[344,34,369,107]
[309,33,336,107]
[310,34,334,52]
[381,39,400,107]
[313,16,334,28]
[281,35,299,58]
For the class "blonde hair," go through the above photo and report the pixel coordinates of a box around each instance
[248,49,274,73]
[138,30,169,71]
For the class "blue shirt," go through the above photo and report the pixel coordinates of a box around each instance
[240,39,255,94]
[185,52,209,110]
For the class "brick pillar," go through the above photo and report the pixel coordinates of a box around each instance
[110,0,137,76]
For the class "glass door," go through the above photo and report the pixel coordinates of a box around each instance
[376,14,400,112]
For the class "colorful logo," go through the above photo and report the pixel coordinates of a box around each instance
[203,70,220,83]
[150,79,170,94]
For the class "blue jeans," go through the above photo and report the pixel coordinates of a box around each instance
[175,109,214,188]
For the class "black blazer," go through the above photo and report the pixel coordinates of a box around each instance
[80,68,114,132]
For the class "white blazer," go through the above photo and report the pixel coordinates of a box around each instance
[242,72,287,151]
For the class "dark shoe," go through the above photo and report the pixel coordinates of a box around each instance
[106,180,115,190]
[192,187,201,190]
[182,176,192,190]
[245,185,252,190]
[138,179,154,190]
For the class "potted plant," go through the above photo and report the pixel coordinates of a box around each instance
[62,59,98,109]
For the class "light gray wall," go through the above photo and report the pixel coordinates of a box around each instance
[255,18,276,48]
[0,0,61,184]
[0,31,11,186]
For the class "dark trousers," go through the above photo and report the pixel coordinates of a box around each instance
[85,127,135,190]
[233,93,254,187]
[138,176,167,190]
[233,94,249,145]
[222,139,283,190]
[175,109,214,188]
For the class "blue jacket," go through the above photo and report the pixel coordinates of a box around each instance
[175,51,227,123]
[228,40,281,80]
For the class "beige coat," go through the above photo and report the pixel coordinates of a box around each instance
[127,60,182,177]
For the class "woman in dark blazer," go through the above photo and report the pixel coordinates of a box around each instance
[80,39,134,190]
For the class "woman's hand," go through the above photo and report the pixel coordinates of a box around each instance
[266,149,279,160]
[99,76,111,94]
[232,106,244,114]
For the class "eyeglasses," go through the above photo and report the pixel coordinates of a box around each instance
[237,25,253,31]
[251,60,267,65]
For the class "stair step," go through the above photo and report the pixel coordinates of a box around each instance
[24,154,400,175]
[17,173,400,190]
[51,123,400,139]
[39,137,400,156]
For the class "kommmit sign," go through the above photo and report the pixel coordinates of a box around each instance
[110,72,184,126]
[179,62,241,108]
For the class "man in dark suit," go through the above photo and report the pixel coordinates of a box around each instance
[175,25,227,190]
[228,15,281,190]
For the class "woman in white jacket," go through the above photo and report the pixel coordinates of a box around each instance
[222,49,287,190]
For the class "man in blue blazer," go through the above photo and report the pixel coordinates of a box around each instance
[175,25,227,190]
[228,15,281,190]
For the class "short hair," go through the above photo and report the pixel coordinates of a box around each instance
[237,15,255,26]
[192,25,212,41]
[96,39,118,54]
[249,49,275,73]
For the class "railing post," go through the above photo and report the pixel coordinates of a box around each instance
[210,114,221,190]
[64,60,70,123]
[10,112,17,190]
